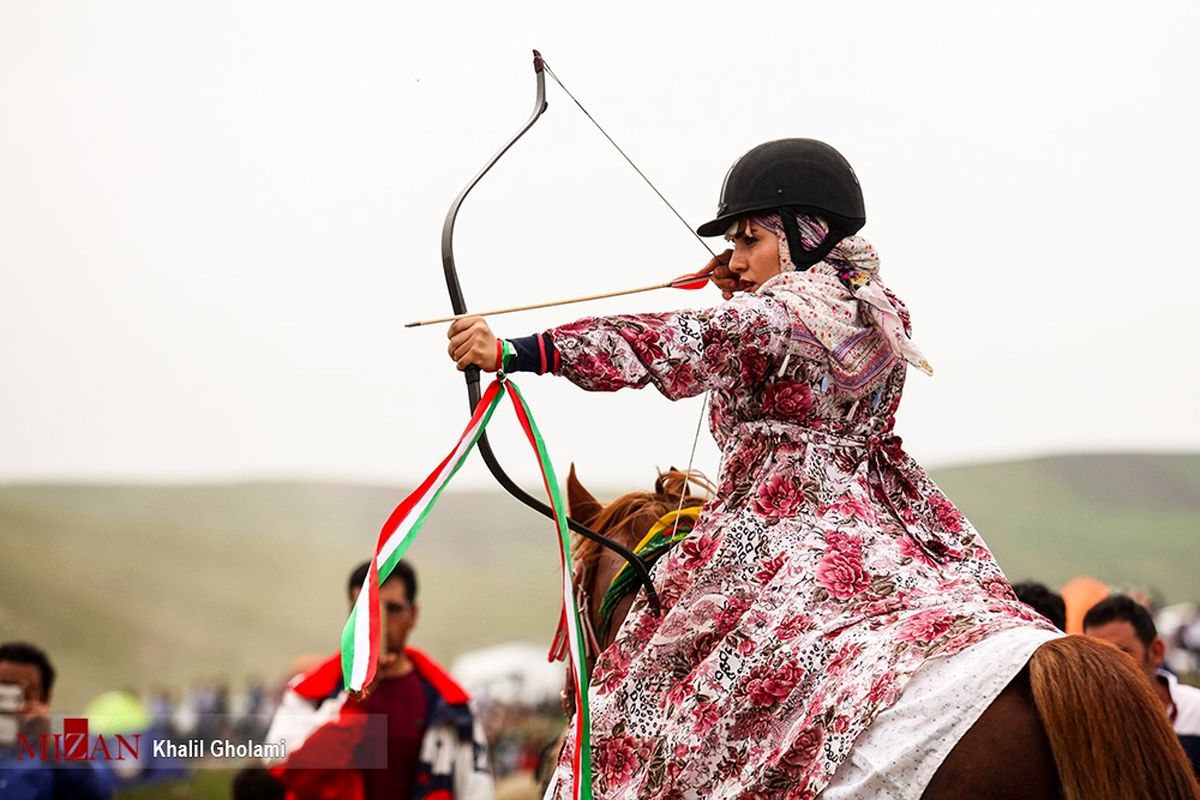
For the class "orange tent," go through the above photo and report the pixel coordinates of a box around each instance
[1060,576,1110,634]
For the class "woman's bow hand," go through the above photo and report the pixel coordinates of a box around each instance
[705,249,752,300]
[447,316,502,372]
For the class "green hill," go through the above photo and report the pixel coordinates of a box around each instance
[1,453,1196,711]
[932,453,1200,599]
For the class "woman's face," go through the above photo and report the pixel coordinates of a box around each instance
[726,219,782,292]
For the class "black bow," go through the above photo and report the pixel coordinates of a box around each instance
[438,50,661,614]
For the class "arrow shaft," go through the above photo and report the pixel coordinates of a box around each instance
[407,277,703,327]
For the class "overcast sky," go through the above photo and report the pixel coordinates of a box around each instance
[1,0,1197,490]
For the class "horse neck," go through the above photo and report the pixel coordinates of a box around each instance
[571,471,714,660]
[572,492,663,576]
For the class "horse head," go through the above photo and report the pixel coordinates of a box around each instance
[564,464,714,678]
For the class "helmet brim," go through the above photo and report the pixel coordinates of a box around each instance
[697,206,865,239]
[696,205,783,238]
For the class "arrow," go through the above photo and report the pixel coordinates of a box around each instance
[405,267,715,327]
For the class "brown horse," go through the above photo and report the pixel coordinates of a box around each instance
[557,466,1200,800]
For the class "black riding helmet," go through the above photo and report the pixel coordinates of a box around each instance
[696,139,866,270]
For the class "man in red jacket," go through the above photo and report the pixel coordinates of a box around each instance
[263,561,494,800]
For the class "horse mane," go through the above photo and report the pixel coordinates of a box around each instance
[571,468,714,574]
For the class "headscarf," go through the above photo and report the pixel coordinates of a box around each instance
[738,212,933,377]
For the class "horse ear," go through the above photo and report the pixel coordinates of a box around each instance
[566,463,603,528]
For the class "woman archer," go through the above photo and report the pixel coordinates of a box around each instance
[444,140,1134,798]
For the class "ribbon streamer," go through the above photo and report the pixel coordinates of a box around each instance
[340,377,594,799]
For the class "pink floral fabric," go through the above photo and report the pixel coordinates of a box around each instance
[544,279,1054,799]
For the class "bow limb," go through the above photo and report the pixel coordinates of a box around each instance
[438,50,661,615]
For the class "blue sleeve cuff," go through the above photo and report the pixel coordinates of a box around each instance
[506,334,559,374]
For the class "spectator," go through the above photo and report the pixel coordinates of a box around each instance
[0,641,115,799]
[264,560,494,799]
[1011,581,1067,631]
[1084,594,1200,774]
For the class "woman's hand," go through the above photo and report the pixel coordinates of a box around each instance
[705,249,753,300]
[447,316,501,372]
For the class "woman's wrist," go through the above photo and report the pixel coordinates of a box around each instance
[505,333,560,374]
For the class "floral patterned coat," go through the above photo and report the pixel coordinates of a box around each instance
[541,274,1053,799]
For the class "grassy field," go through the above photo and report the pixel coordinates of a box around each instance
[1,452,1197,712]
